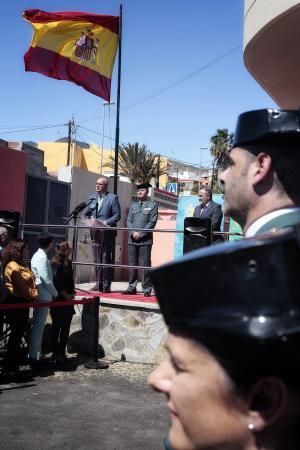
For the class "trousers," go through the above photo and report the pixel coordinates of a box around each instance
[91,233,114,289]
[28,305,49,360]
[50,306,74,356]
[128,245,152,293]
[3,295,29,371]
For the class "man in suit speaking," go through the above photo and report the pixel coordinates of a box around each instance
[85,177,121,293]
[193,187,223,240]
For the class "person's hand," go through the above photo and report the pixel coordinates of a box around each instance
[132,232,141,240]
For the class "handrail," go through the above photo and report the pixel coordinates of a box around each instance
[20,223,244,237]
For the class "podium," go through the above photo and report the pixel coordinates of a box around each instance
[81,218,111,288]
[183,217,212,254]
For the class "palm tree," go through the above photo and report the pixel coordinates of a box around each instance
[209,129,233,191]
[110,142,168,185]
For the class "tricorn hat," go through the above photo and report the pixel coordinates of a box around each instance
[150,227,300,381]
[233,108,300,148]
[136,182,152,190]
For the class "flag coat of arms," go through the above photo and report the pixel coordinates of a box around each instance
[23,9,119,101]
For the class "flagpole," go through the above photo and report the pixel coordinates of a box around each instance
[113,4,122,195]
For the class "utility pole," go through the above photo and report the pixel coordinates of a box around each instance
[67,120,72,166]
[199,146,208,189]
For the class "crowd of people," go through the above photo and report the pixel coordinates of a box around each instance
[0,232,77,381]
[0,179,160,380]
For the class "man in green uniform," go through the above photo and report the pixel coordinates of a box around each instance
[219,108,300,236]
[122,183,158,297]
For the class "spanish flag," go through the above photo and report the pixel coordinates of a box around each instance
[23,9,119,101]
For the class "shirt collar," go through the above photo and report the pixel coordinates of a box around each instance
[201,201,210,208]
[245,207,300,237]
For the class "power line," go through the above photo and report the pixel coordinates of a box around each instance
[122,46,240,111]
[76,45,240,124]
[0,123,67,135]
[78,125,114,143]
[77,124,213,169]
[0,46,239,136]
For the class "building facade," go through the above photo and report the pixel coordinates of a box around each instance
[244,0,300,107]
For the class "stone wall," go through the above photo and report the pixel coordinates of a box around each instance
[99,305,167,364]
[69,303,167,364]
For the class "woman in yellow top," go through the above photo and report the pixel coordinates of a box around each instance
[2,239,38,378]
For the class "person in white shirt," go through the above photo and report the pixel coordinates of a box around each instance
[219,109,300,236]
[29,233,58,371]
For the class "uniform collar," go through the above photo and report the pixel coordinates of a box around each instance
[245,207,300,237]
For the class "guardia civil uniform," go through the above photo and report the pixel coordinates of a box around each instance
[124,184,158,296]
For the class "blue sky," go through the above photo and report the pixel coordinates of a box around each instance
[1,0,275,167]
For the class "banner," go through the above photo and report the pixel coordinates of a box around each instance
[23,9,119,101]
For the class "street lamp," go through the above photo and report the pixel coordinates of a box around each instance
[199,146,208,189]
[100,101,115,174]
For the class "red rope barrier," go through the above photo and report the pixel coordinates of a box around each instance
[0,297,97,310]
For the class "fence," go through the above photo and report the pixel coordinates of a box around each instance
[20,222,243,273]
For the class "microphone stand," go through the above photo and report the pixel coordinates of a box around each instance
[64,211,80,281]
[64,198,94,279]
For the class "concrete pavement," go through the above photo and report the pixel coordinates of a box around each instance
[0,361,168,449]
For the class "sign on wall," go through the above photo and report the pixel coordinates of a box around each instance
[166,182,178,194]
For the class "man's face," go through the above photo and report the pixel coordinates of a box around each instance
[96,178,108,194]
[198,190,209,205]
[0,227,9,247]
[148,333,250,450]
[137,188,148,201]
[218,147,255,229]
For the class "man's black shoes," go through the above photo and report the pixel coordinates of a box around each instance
[29,358,54,373]
[102,287,111,293]
[90,284,103,292]
[144,292,151,297]
[122,289,137,295]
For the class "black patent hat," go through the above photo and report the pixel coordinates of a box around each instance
[150,227,300,342]
[136,183,152,190]
[233,108,300,148]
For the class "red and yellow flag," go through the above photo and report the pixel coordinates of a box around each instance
[23,9,119,101]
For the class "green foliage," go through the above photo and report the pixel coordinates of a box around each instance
[110,142,168,184]
[209,129,234,191]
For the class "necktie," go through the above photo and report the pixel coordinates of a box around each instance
[97,195,104,215]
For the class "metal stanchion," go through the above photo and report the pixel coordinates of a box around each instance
[84,296,109,370]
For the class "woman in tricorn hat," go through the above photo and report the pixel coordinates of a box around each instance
[148,227,300,450]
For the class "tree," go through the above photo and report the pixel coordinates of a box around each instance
[209,129,234,191]
[110,142,168,185]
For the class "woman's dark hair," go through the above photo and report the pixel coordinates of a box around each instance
[2,238,28,270]
[51,241,70,269]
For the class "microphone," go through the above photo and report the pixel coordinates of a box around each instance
[85,197,96,208]
[67,201,89,218]
[85,197,97,218]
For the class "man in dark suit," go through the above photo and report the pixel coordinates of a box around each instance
[122,183,158,297]
[85,177,121,292]
[193,187,223,238]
